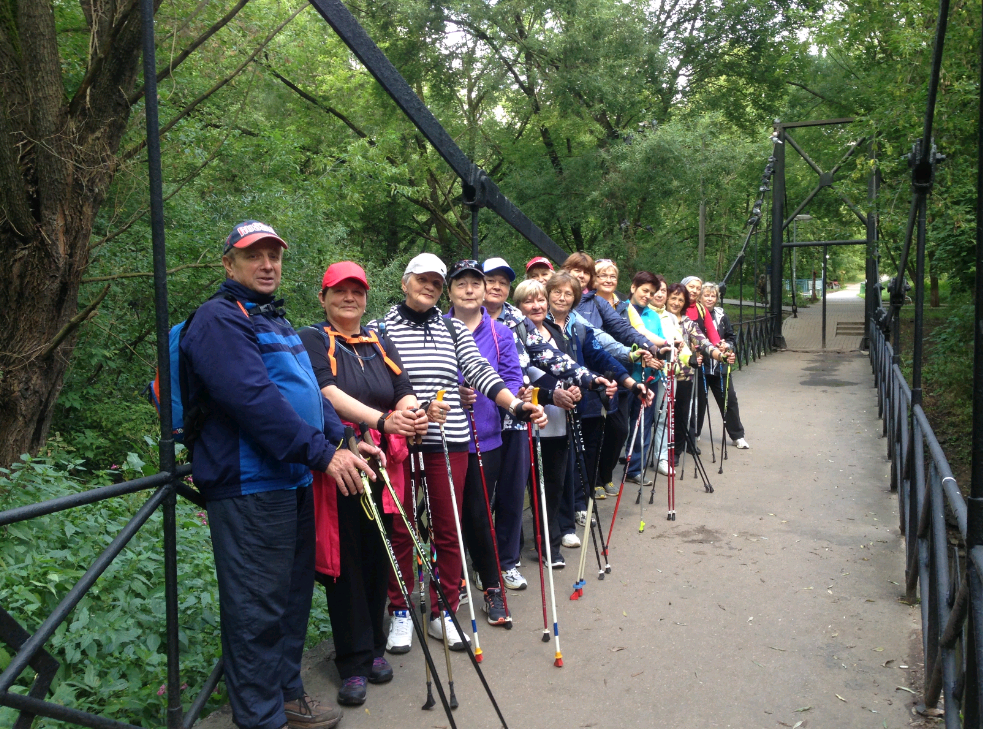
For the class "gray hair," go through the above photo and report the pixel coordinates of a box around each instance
[513,278,546,304]
[702,282,719,297]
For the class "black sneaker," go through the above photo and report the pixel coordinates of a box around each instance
[483,587,510,626]
[544,553,565,569]
[337,676,367,706]
[368,656,393,684]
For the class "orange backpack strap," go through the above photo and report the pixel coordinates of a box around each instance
[318,325,402,377]
[321,326,339,377]
[362,330,402,376]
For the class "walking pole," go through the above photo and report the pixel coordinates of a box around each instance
[568,408,607,592]
[700,366,716,463]
[531,389,563,667]
[677,370,698,479]
[648,379,670,505]
[526,420,550,641]
[667,350,678,520]
[434,390,483,661]
[361,426,510,726]
[466,405,512,628]
[343,428,458,726]
[610,398,644,542]
[411,433,458,709]
[718,363,732,474]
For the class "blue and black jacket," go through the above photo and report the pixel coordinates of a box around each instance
[180,280,345,500]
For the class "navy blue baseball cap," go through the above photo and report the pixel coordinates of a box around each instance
[223,220,288,255]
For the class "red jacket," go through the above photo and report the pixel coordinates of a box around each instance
[685,303,720,346]
[312,428,409,578]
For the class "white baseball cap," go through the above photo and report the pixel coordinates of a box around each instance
[404,252,447,279]
[482,257,516,282]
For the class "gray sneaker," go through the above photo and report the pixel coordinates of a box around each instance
[501,566,528,590]
[626,474,653,487]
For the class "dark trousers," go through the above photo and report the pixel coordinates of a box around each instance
[598,394,630,485]
[559,445,577,536]
[315,486,389,680]
[674,379,698,455]
[462,446,502,590]
[536,435,569,556]
[207,487,315,729]
[572,414,604,511]
[692,370,710,442]
[387,450,468,616]
[493,430,530,570]
[703,371,745,440]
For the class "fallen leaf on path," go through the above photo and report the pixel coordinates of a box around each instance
[769,646,786,652]
[622,611,627,617]
[631,671,644,677]
[609,646,625,652]
[718,603,726,611]
[792,721,804,729]
[883,659,894,667]
[896,686,916,694]
[836,694,847,702]
[794,706,812,712]
[675,622,687,626]
[752,660,764,668]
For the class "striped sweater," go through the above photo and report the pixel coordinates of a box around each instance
[372,303,506,452]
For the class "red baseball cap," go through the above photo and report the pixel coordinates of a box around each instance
[321,261,370,291]
[525,256,554,272]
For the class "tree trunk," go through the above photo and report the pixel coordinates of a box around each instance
[0,0,146,467]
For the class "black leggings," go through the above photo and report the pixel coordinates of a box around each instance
[535,436,569,556]
[598,394,630,485]
[703,371,745,440]
[674,379,699,454]
[462,447,502,590]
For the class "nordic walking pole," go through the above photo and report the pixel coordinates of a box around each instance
[667,348,678,520]
[466,405,512,628]
[531,389,563,667]
[362,426,510,727]
[648,379,670,505]
[526,417,550,642]
[406,432,437,710]
[700,366,716,463]
[718,363,732,474]
[568,408,606,587]
[343,427,458,726]
[409,432,458,709]
[609,397,644,544]
[434,390,483,661]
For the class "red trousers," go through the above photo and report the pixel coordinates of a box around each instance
[387,450,468,617]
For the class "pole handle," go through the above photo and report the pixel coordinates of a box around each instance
[531,387,540,407]
[436,389,446,402]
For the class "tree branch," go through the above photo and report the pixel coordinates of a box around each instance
[67,0,139,116]
[129,0,252,105]
[785,81,857,113]
[123,3,307,161]
[38,284,111,360]
[81,262,222,283]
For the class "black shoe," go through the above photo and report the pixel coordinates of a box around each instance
[368,656,393,684]
[337,676,367,706]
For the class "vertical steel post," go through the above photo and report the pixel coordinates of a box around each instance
[911,194,927,407]
[821,245,827,349]
[471,206,479,260]
[965,20,983,723]
[863,140,878,349]
[770,123,786,348]
[139,2,182,727]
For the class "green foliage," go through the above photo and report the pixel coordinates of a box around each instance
[0,443,332,727]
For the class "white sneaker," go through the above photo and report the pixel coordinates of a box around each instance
[732,438,750,449]
[501,567,528,590]
[428,611,470,651]
[575,510,596,527]
[472,571,483,592]
[657,460,670,476]
[386,610,413,654]
[561,533,581,548]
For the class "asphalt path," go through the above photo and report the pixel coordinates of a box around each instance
[199,350,922,729]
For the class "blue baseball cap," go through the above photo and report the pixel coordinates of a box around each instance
[224,220,288,255]
[483,257,516,282]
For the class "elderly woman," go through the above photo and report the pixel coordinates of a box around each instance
[547,270,651,533]
[663,283,734,462]
[445,259,522,626]
[515,277,614,561]
[374,253,545,654]
[298,262,427,707]
[701,283,749,449]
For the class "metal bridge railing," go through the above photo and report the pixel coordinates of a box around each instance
[732,315,774,369]
[869,321,983,725]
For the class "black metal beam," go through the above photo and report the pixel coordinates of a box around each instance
[770,125,786,347]
[0,693,143,729]
[306,0,568,263]
[782,239,867,248]
[778,118,856,129]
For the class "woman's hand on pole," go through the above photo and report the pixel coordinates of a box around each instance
[594,376,617,399]
[426,398,451,424]
[511,400,548,427]
[387,408,421,438]
[517,385,533,404]
[724,350,736,365]
[552,386,578,411]
[459,385,477,407]
[357,439,386,469]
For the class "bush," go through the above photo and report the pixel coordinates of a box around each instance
[0,443,332,727]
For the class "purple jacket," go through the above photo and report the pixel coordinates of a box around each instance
[447,308,522,452]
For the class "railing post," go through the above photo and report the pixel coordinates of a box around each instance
[770,122,786,348]
[139,0,182,726]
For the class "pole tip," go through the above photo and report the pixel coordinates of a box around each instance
[475,648,483,662]
[569,591,580,600]
[542,632,550,642]
[554,654,564,667]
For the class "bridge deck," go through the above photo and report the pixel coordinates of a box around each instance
[199,348,920,729]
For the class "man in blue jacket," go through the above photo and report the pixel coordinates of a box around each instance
[182,220,379,729]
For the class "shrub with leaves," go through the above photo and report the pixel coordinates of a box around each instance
[0,442,332,727]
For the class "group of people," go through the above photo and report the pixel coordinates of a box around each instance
[180,219,751,729]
